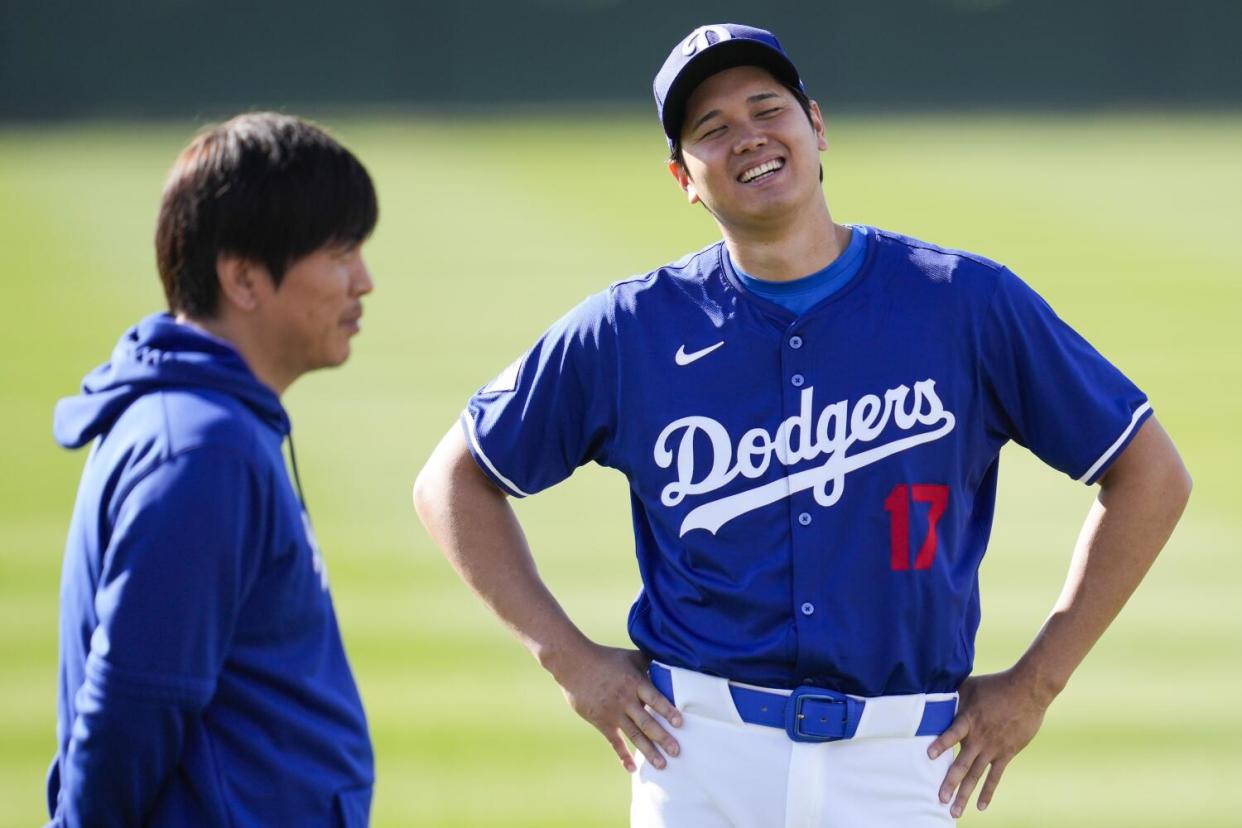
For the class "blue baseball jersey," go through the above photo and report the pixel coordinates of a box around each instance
[463,228,1151,697]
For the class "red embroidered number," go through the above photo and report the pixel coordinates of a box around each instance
[884,484,949,571]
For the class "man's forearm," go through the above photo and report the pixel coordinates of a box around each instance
[413,424,685,772]
[1013,416,1192,702]
[412,424,592,674]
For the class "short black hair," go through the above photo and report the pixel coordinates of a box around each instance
[668,80,819,182]
[155,112,378,318]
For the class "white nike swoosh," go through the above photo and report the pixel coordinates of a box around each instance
[675,341,725,366]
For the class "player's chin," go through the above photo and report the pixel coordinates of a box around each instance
[732,193,799,224]
[319,337,354,369]
[746,181,811,216]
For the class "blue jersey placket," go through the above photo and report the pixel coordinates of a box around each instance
[780,318,830,684]
[724,237,875,686]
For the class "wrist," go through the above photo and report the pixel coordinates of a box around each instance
[1010,657,1068,708]
[532,629,595,683]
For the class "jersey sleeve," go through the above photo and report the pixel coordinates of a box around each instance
[462,290,619,497]
[981,268,1152,484]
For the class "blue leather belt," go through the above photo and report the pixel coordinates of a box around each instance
[649,663,956,744]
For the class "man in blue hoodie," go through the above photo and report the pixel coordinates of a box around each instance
[49,112,378,827]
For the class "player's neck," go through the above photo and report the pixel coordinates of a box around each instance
[721,204,847,283]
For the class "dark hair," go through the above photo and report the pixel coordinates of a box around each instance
[669,80,820,182]
[155,112,378,318]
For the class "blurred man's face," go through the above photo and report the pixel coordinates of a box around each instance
[261,243,374,377]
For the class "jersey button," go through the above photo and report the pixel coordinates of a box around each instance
[797,512,812,526]
[789,335,803,349]
[800,602,815,616]
[791,374,805,387]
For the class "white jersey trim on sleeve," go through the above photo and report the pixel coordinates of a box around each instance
[1077,401,1152,484]
[463,411,532,498]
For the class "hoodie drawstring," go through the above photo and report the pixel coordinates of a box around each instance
[285,435,309,513]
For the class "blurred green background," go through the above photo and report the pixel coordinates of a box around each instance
[2,111,1239,826]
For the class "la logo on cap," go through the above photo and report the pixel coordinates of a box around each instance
[681,25,732,55]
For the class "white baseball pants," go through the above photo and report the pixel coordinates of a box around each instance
[632,663,957,828]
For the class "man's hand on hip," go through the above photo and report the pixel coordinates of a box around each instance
[928,669,1050,817]
[553,643,683,773]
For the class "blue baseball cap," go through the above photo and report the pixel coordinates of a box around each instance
[654,23,806,148]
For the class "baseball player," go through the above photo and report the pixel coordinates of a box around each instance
[413,23,1191,827]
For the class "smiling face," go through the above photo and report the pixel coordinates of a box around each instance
[669,65,827,234]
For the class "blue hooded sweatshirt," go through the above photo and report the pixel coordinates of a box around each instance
[49,313,373,827]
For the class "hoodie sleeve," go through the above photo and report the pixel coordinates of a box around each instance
[58,446,262,827]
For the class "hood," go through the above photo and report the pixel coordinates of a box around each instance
[53,313,290,449]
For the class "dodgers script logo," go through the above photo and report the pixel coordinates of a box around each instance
[654,379,955,536]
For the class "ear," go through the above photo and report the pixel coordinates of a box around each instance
[215,254,269,313]
[810,100,828,151]
[666,159,701,205]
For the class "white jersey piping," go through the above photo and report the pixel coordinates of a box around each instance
[1077,401,1152,484]
[463,412,531,497]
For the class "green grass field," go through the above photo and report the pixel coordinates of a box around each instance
[1,112,1239,826]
